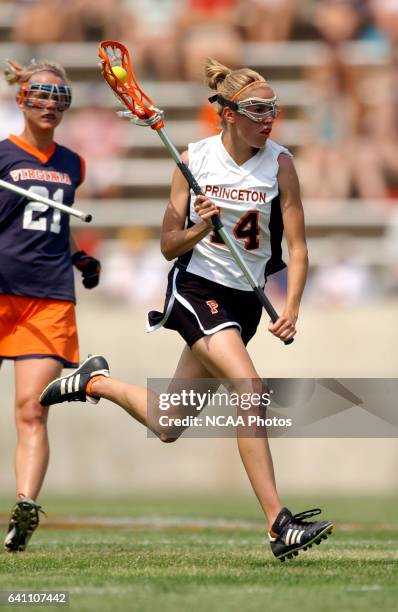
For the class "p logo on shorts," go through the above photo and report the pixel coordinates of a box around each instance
[206,300,219,314]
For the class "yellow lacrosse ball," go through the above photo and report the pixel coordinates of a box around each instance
[110,66,128,84]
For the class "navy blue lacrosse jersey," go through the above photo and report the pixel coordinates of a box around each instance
[0,135,85,302]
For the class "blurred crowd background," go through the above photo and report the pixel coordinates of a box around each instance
[1,0,398,308]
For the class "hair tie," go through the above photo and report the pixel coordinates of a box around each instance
[231,80,266,101]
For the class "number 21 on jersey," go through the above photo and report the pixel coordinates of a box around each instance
[22,186,64,234]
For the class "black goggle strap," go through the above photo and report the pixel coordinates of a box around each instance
[208,94,239,112]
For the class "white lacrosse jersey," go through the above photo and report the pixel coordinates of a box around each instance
[177,133,291,291]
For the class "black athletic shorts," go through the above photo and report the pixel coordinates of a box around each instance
[147,265,263,348]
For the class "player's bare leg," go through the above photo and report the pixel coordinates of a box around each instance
[14,358,62,499]
[190,328,282,528]
[40,352,214,438]
[86,345,214,439]
[5,358,62,552]
[190,330,334,559]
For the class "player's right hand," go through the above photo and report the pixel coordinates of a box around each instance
[268,313,297,342]
[194,195,218,227]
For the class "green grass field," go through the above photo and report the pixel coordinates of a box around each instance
[0,495,397,612]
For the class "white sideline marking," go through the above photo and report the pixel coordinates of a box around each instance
[342,585,383,592]
[68,585,275,596]
[0,515,396,537]
[0,515,266,531]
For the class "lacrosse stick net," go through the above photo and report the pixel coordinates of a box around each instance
[99,40,164,129]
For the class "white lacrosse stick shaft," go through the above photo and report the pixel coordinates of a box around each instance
[0,178,92,222]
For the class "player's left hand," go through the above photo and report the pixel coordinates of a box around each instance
[72,250,101,289]
[268,312,297,342]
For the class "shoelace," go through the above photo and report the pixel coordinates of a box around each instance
[291,508,321,523]
[36,504,47,519]
[20,500,47,519]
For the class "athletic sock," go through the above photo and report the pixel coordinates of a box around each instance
[85,375,106,398]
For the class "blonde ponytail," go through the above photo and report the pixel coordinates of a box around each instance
[3,58,70,87]
[204,58,232,91]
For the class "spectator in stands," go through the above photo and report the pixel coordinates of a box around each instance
[349,64,397,201]
[297,47,392,200]
[353,52,398,201]
[365,2,398,199]
[340,0,398,203]
[13,0,136,44]
[370,0,398,46]
[238,0,298,43]
[63,0,136,43]
[125,0,181,80]
[313,0,366,46]
[295,51,356,199]
[177,0,243,81]
[13,0,70,44]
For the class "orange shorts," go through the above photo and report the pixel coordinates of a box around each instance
[0,295,79,368]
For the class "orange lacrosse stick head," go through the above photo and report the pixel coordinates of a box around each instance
[98,40,164,130]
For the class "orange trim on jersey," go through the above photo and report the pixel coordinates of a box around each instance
[79,156,86,185]
[8,134,56,165]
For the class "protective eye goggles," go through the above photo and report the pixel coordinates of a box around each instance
[209,94,279,122]
[19,82,72,112]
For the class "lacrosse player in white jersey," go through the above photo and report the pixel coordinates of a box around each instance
[40,58,333,561]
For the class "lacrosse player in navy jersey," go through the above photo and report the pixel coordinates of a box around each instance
[40,58,333,561]
[0,59,101,552]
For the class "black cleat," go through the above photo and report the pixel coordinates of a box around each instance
[39,354,109,406]
[4,498,45,553]
[269,507,333,561]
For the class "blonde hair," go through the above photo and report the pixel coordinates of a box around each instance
[204,58,273,125]
[205,58,267,94]
[3,58,70,87]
